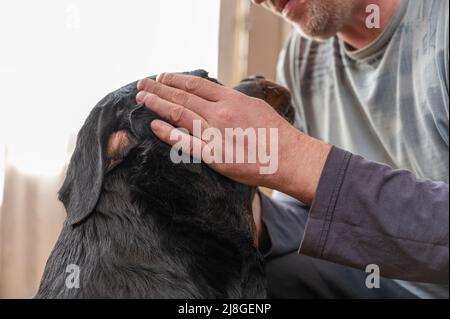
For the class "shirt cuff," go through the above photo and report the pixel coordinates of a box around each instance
[299,146,352,258]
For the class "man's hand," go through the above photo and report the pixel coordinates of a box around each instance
[136,73,331,205]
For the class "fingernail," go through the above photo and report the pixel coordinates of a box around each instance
[136,91,147,103]
[150,120,161,132]
[137,79,143,90]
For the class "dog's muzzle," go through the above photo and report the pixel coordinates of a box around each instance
[233,76,295,124]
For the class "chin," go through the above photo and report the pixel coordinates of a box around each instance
[293,23,336,42]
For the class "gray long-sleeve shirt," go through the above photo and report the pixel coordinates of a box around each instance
[262,0,449,298]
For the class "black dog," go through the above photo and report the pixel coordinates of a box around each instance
[36,70,294,298]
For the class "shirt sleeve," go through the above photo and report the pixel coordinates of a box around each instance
[259,190,308,259]
[300,146,449,284]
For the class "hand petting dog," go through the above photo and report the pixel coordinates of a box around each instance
[136,73,331,205]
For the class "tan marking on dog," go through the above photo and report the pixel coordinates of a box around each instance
[106,130,130,159]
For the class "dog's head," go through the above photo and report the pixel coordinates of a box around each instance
[59,70,294,226]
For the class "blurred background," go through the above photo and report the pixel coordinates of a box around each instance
[0,0,290,298]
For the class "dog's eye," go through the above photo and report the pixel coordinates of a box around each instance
[106,130,130,161]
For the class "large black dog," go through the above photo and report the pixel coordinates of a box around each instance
[36,70,294,298]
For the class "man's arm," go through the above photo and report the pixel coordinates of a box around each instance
[257,146,449,284]
[299,146,449,284]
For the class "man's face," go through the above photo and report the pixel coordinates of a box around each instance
[252,0,359,40]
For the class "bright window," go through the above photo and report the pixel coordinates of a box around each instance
[0,0,220,176]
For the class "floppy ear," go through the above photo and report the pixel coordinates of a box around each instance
[58,106,107,225]
[59,102,136,226]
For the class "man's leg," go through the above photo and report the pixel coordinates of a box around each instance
[265,253,417,298]
[259,191,417,298]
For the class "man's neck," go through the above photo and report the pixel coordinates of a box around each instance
[337,0,401,50]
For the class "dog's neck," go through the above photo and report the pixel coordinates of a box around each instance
[70,173,258,297]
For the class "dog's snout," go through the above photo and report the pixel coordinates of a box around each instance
[233,76,295,124]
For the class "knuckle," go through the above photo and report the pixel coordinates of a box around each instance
[186,77,201,91]
[143,79,156,91]
[172,91,188,105]
[170,105,184,124]
[151,82,162,95]
[217,108,233,121]
[143,81,155,93]
[217,87,236,102]
[162,126,174,140]
[159,72,174,84]
[144,93,157,105]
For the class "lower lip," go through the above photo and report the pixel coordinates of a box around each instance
[281,0,298,17]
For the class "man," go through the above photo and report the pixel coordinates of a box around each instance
[136,0,448,298]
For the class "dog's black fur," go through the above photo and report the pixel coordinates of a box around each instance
[36,70,294,298]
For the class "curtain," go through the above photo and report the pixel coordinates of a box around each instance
[0,159,66,298]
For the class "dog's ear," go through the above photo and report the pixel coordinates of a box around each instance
[59,106,107,226]
[59,102,137,226]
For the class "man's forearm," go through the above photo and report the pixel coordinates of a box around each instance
[273,129,332,205]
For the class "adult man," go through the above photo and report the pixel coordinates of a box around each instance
[136,0,448,298]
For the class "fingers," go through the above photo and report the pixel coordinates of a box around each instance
[156,73,227,102]
[137,92,209,137]
[137,78,209,117]
[150,120,208,163]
